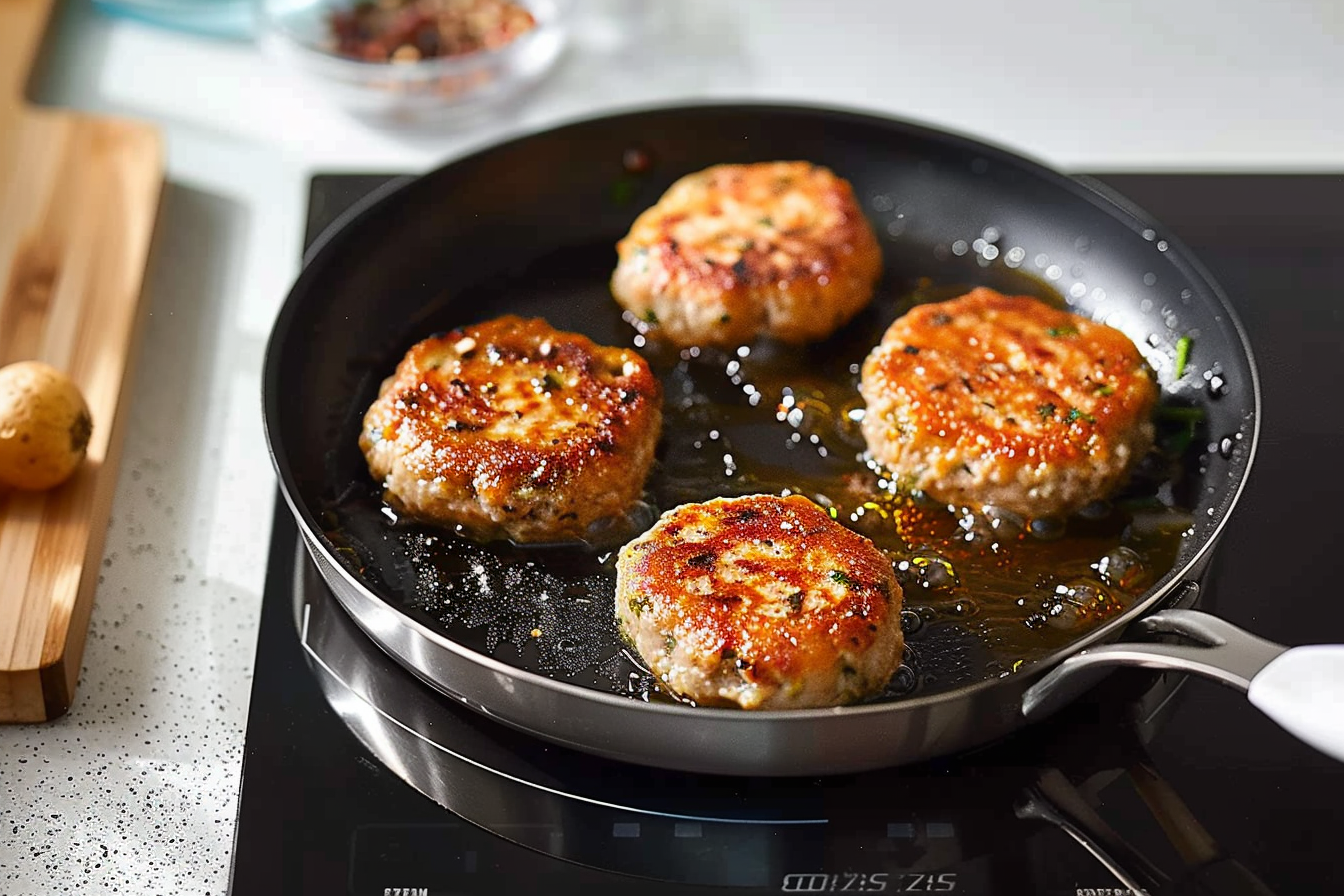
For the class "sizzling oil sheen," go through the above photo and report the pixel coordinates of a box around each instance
[328,257,1195,705]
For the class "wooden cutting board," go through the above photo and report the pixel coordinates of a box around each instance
[0,0,163,721]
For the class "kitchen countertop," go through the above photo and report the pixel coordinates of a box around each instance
[0,2,1340,894]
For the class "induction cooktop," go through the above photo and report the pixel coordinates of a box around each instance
[229,172,1344,896]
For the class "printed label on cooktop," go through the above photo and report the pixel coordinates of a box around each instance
[782,872,959,891]
[350,824,994,895]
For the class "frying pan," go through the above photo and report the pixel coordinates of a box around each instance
[262,103,1344,776]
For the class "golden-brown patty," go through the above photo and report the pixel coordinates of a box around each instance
[360,315,662,543]
[610,161,882,347]
[859,288,1159,519]
[615,494,905,709]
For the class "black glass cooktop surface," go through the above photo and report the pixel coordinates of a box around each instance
[229,173,1344,896]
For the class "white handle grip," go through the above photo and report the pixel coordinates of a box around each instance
[1248,645,1344,762]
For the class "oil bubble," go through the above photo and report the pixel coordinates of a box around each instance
[946,598,979,617]
[1077,499,1112,520]
[1094,546,1144,588]
[910,553,959,590]
[981,504,1026,536]
[1046,602,1081,629]
[885,664,918,697]
[1029,517,1067,541]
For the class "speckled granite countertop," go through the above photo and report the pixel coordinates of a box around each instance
[0,180,269,892]
[2,1,1340,893]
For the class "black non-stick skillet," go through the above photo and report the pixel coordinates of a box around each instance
[263,104,1344,776]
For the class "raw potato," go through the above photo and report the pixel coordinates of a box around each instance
[0,361,93,491]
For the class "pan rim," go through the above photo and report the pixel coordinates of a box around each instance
[262,100,1263,723]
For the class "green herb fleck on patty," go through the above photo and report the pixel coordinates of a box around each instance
[829,570,859,589]
[1065,407,1096,424]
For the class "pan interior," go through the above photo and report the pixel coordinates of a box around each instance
[319,249,1197,707]
[271,106,1257,710]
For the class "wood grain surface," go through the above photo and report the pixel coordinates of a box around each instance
[0,0,163,721]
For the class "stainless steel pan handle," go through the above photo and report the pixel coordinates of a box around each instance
[1023,609,1344,762]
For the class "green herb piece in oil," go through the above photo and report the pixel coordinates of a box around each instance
[1174,336,1193,378]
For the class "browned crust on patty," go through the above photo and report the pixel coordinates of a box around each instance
[360,315,662,542]
[859,288,1159,518]
[611,161,883,347]
[615,494,905,709]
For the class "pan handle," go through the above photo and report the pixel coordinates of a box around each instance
[1022,609,1344,762]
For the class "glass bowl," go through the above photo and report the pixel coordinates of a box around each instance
[258,0,570,124]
